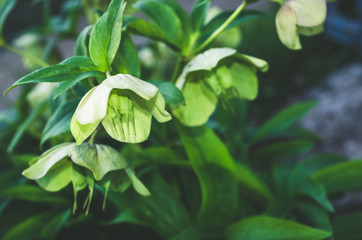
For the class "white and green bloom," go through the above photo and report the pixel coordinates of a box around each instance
[71,74,172,144]
[275,0,326,50]
[22,142,150,196]
[173,48,268,127]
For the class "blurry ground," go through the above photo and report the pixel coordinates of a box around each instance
[300,64,362,159]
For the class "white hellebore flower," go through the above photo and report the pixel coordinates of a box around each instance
[71,74,172,144]
[276,0,326,50]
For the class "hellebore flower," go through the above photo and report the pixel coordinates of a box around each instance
[22,142,150,196]
[71,74,172,144]
[173,48,268,127]
[276,0,326,50]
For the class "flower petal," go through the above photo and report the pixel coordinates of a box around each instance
[75,84,113,125]
[289,0,326,27]
[102,92,152,143]
[71,113,100,145]
[144,92,172,123]
[71,143,128,181]
[173,75,218,126]
[276,4,301,50]
[104,74,158,101]
[22,142,75,180]
[298,24,324,36]
[36,159,72,192]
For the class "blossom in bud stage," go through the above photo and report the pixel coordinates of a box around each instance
[71,74,172,144]
[276,0,326,50]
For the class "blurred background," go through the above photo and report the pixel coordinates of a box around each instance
[0,0,361,158]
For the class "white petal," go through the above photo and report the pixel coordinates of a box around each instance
[104,74,158,100]
[22,143,75,180]
[276,4,301,50]
[289,0,326,27]
[75,83,113,125]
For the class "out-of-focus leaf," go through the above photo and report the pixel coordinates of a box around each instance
[233,162,271,201]
[226,216,331,240]
[0,0,17,41]
[2,212,54,240]
[251,101,317,143]
[171,226,222,240]
[40,210,71,239]
[106,173,192,239]
[178,125,238,226]
[41,99,78,145]
[250,139,315,161]
[190,0,210,31]
[295,201,332,232]
[332,212,362,240]
[74,25,92,56]
[8,101,47,153]
[313,160,362,193]
[112,33,140,77]
[0,185,68,204]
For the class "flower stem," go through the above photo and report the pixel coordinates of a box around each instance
[171,56,182,83]
[2,44,49,68]
[195,0,248,53]
[89,128,100,144]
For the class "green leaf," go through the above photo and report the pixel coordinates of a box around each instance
[112,33,140,77]
[2,212,55,240]
[60,56,101,70]
[250,139,315,161]
[74,25,92,56]
[295,201,332,232]
[40,210,71,239]
[126,17,179,50]
[36,159,72,192]
[178,125,238,226]
[133,0,182,47]
[226,216,331,240]
[4,63,99,95]
[53,70,105,99]
[190,0,210,31]
[89,0,126,71]
[313,160,362,194]
[72,143,128,181]
[106,173,192,239]
[233,162,272,201]
[41,99,78,145]
[151,81,185,106]
[0,0,17,42]
[332,212,362,240]
[7,101,47,153]
[0,185,68,204]
[251,101,317,143]
[171,226,222,240]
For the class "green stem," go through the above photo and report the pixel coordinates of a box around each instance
[195,0,248,53]
[89,128,100,144]
[3,44,49,68]
[171,56,182,83]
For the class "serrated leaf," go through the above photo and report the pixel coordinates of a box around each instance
[89,0,126,71]
[41,99,78,145]
[226,216,331,240]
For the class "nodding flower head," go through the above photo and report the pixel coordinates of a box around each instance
[276,0,326,50]
[71,74,172,144]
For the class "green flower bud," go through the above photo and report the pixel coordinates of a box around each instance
[276,0,326,50]
[70,74,172,144]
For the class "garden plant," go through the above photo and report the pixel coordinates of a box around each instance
[0,0,361,239]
